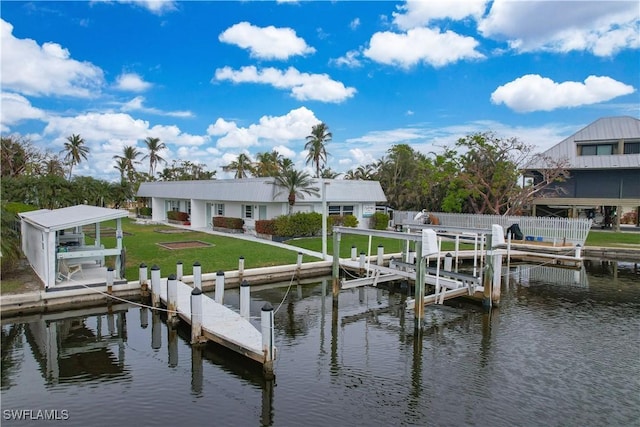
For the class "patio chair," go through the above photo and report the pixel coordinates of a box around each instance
[60,259,83,280]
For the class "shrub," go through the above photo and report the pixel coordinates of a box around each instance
[273,212,324,237]
[621,211,638,225]
[255,219,277,235]
[343,214,359,228]
[167,211,189,221]
[369,212,389,230]
[139,206,152,216]
[213,216,244,230]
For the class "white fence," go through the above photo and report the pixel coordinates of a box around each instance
[395,211,592,247]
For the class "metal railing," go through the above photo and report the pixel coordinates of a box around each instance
[396,211,592,247]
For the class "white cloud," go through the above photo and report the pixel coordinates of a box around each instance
[207,106,321,149]
[393,0,488,30]
[0,92,46,131]
[0,19,104,98]
[219,21,315,60]
[121,96,193,117]
[491,74,636,113]
[363,27,484,68]
[95,0,178,15]
[331,50,362,68]
[479,0,640,56]
[214,66,356,103]
[115,73,153,92]
[350,18,361,31]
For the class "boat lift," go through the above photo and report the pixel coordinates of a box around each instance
[331,224,507,330]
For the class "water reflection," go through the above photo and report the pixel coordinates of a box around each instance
[1,260,638,426]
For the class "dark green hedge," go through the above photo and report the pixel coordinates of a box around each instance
[139,206,152,216]
[213,216,244,230]
[167,211,189,221]
[369,212,389,230]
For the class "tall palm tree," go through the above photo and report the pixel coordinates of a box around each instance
[305,123,332,177]
[141,137,167,177]
[113,145,141,182]
[274,169,319,215]
[61,134,89,180]
[223,153,254,179]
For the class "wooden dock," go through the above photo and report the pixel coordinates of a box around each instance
[150,271,275,377]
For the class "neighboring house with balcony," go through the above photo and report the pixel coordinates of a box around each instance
[136,178,387,231]
[524,116,640,228]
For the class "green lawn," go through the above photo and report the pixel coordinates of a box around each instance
[96,219,311,280]
[584,230,640,247]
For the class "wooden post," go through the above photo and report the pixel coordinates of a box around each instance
[193,261,202,290]
[377,244,384,266]
[444,253,453,272]
[332,230,341,296]
[176,261,183,281]
[454,235,460,272]
[140,306,148,329]
[151,311,161,349]
[261,302,275,380]
[190,287,203,344]
[240,280,250,320]
[414,239,424,331]
[150,265,161,308]
[296,252,303,280]
[351,245,357,261]
[167,274,178,323]
[215,270,224,304]
[106,267,114,295]
[491,225,504,306]
[482,234,493,309]
[168,325,178,368]
[139,263,148,297]
[191,345,203,394]
[238,256,245,282]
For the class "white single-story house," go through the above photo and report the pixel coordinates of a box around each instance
[136,178,388,230]
[19,205,129,289]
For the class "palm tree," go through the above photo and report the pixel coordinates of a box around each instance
[253,150,283,177]
[141,137,166,177]
[61,134,89,180]
[223,153,254,179]
[274,168,319,215]
[305,123,332,177]
[113,145,142,182]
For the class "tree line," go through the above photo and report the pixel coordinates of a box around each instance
[1,123,567,215]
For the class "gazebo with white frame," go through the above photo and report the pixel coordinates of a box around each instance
[19,205,129,290]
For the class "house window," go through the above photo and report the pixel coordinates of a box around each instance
[258,205,267,220]
[186,201,191,215]
[215,203,225,216]
[579,144,617,156]
[243,205,253,219]
[624,142,640,154]
[169,200,179,211]
[328,205,355,216]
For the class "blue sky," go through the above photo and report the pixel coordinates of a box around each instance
[1,0,639,182]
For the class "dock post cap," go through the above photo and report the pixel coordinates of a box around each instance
[241,279,250,287]
[446,253,452,257]
[239,256,245,259]
[216,270,224,276]
[261,302,274,312]
[177,260,183,265]
[151,265,160,270]
[193,261,201,266]
[168,273,176,280]
[139,263,147,268]
[191,287,202,295]
[107,266,114,271]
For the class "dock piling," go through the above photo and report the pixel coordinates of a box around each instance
[151,265,161,308]
[176,261,183,281]
[261,302,275,379]
[240,280,250,320]
[215,270,224,304]
[106,267,114,295]
[238,256,245,282]
[167,274,178,323]
[190,287,203,344]
[139,263,148,296]
[351,245,357,261]
[193,262,202,290]
[377,244,384,266]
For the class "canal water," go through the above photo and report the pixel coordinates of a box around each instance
[2,260,639,426]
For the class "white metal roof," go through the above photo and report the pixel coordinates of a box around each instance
[137,178,387,203]
[528,116,640,170]
[19,205,130,231]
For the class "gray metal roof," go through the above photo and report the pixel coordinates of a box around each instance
[137,178,387,203]
[528,116,640,170]
[19,205,129,231]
